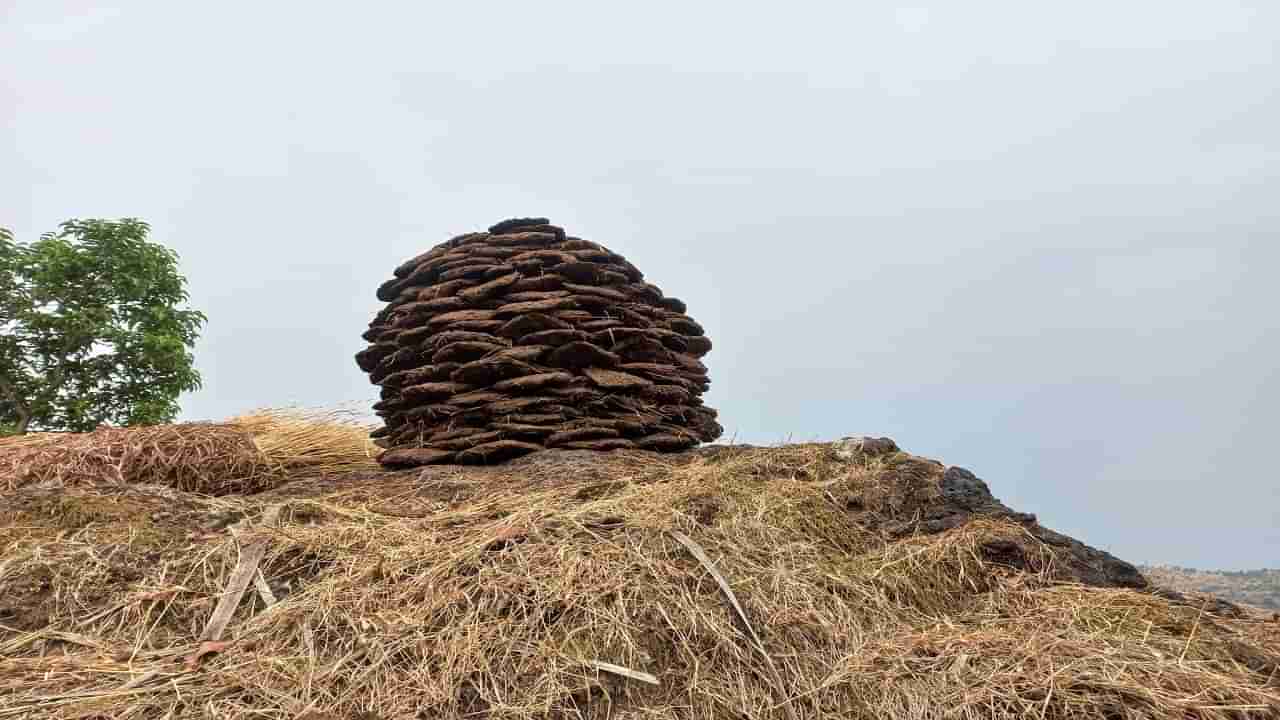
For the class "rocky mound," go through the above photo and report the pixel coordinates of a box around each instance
[356,217,721,468]
[3,435,1277,719]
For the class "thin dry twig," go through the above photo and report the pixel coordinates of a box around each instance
[670,530,800,720]
[194,506,281,648]
[586,660,660,686]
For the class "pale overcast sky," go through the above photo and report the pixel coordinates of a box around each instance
[2,1,1276,570]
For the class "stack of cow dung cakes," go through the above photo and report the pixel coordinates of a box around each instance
[356,217,722,468]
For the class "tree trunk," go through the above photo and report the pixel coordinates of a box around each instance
[0,376,30,434]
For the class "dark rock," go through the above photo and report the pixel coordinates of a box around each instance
[940,467,995,510]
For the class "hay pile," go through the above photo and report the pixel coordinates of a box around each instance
[357,217,722,468]
[0,409,379,495]
[2,432,1276,719]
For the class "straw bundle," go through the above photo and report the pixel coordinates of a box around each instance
[0,408,379,495]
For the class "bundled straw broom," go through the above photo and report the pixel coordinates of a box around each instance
[0,408,379,494]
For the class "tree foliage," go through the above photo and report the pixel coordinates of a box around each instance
[0,219,205,434]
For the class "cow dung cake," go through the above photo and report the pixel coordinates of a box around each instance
[356,217,722,467]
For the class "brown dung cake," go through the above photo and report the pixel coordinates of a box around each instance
[356,218,722,467]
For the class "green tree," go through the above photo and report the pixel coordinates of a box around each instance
[0,219,205,435]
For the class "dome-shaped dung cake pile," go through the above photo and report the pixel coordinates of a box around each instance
[356,218,722,467]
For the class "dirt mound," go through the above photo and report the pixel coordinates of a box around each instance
[2,433,1276,719]
[357,218,721,467]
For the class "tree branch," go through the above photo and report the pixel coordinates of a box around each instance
[31,331,83,429]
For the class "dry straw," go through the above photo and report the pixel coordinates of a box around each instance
[0,438,1276,719]
[0,408,379,494]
